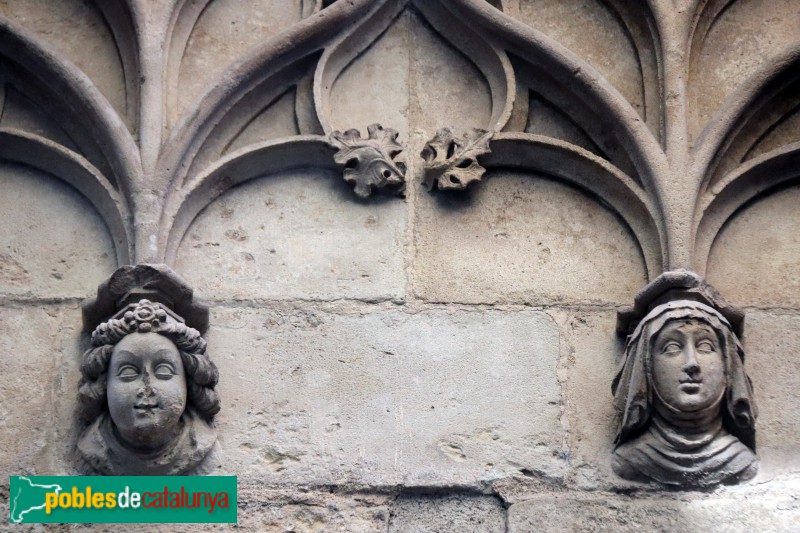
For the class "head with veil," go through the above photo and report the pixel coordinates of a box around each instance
[611,273,758,487]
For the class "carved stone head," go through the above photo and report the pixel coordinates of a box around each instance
[650,316,726,416]
[77,266,220,475]
[612,272,757,487]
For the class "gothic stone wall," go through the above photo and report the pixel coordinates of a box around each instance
[2,0,800,531]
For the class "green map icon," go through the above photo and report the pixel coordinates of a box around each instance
[9,476,63,523]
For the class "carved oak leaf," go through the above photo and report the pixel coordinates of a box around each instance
[421,128,493,191]
[329,123,406,198]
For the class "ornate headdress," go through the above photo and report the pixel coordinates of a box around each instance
[90,299,206,354]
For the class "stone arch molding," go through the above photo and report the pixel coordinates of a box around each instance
[0,0,797,275]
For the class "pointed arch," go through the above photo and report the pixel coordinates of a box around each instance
[0,16,142,205]
[694,142,800,275]
[0,129,133,265]
[156,0,378,194]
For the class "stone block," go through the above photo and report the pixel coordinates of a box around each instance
[0,305,69,476]
[554,311,622,489]
[66,489,391,533]
[0,163,117,298]
[388,494,505,533]
[508,489,800,532]
[208,306,563,487]
[175,169,406,303]
[236,488,390,533]
[407,10,493,137]
[741,311,800,478]
[414,172,647,305]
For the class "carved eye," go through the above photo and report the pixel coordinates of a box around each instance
[661,341,682,354]
[154,363,177,379]
[117,365,139,379]
[697,340,716,353]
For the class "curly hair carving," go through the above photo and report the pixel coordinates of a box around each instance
[78,300,220,423]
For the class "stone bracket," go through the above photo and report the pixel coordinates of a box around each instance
[82,263,209,334]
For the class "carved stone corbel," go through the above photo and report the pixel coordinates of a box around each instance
[612,270,757,488]
[77,264,220,475]
[421,128,493,191]
[328,123,406,198]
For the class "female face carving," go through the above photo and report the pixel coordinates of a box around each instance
[651,319,726,413]
[107,332,187,450]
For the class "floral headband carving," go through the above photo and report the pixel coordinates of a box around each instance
[90,299,204,352]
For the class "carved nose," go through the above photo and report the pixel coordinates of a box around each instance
[682,347,700,376]
[136,374,155,397]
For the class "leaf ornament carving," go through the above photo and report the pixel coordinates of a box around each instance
[329,123,406,198]
[421,128,493,191]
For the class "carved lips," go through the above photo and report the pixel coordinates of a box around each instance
[133,402,159,415]
[679,378,703,394]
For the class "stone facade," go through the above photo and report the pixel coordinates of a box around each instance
[2,0,800,530]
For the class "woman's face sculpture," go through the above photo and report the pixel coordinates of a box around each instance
[651,319,726,414]
[612,294,758,487]
[107,332,187,450]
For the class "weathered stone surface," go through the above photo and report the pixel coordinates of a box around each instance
[514,0,649,122]
[0,163,117,298]
[329,10,411,140]
[407,9,493,136]
[388,494,506,533]
[742,311,800,479]
[414,171,647,305]
[175,169,406,303]
[555,310,620,489]
[173,0,305,127]
[65,488,391,532]
[0,305,71,476]
[224,89,300,154]
[236,489,390,532]
[330,9,494,139]
[508,489,800,532]
[707,184,800,308]
[0,0,127,121]
[689,0,800,141]
[208,306,563,486]
[3,0,800,529]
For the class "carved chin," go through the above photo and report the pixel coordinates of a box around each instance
[658,385,725,414]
